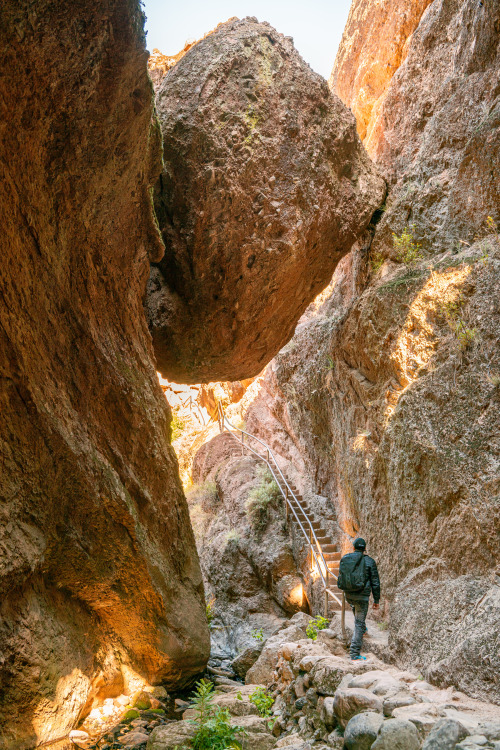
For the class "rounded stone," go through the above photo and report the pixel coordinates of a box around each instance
[333,687,383,728]
[344,711,385,750]
[371,718,422,750]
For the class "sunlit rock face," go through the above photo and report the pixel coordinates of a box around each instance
[146,16,385,384]
[0,1,209,746]
[243,0,500,703]
[331,0,500,256]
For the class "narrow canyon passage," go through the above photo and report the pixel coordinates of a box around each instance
[0,1,498,749]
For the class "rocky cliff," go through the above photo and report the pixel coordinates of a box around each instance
[240,0,500,703]
[0,2,209,747]
[146,17,385,383]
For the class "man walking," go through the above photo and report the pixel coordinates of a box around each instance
[337,537,380,661]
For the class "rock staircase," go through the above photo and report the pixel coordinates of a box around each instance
[217,402,344,615]
[283,478,343,612]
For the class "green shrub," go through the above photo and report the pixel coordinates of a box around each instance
[392,224,424,265]
[306,615,329,641]
[249,686,274,727]
[187,679,245,750]
[251,628,264,642]
[245,466,282,530]
[171,410,187,441]
[187,481,219,513]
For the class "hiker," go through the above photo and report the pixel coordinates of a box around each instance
[337,537,380,661]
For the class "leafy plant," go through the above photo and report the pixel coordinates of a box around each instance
[251,628,264,642]
[171,409,187,441]
[306,615,329,641]
[225,530,241,544]
[249,686,275,727]
[441,297,477,351]
[188,679,245,750]
[206,598,215,627]
[370,251,385,273]
[392,224,424,265]
[245,466,281,530]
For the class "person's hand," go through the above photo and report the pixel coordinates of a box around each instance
[372,602,380,610]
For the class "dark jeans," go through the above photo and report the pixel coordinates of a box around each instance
[346,597,369,657]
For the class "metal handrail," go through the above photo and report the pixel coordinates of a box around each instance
[217,402,342,611]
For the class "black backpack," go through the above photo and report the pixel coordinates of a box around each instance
[337,552,367,593]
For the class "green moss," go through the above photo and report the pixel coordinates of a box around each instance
[123,709,140,720]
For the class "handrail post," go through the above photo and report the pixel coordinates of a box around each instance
[324,567,329,619]
[341,592,347,645]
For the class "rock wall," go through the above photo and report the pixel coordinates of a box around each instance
[0,2,209,747]
[243,0,500,703]
[190,432,307,665]
[146,16,385,383]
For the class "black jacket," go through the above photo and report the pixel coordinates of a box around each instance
[341,551,380,602]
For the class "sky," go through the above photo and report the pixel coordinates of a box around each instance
[143,0,352,80]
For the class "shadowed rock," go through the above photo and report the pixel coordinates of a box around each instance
[147,17,385,383]
[0,1,209,746]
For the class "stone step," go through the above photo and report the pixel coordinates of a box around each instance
[323,551,341,561]
[322,544,338,553]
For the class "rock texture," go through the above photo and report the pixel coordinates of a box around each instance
[0,2,209,747]
[330,0,433,147]
[146,16,385,383]
[332,0,500,253]
[189,433,307,665]
[242,0,500,704]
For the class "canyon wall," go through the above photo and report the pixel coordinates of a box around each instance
[146,17,385,383]
[0,2,209,747]
[243,0,500,703]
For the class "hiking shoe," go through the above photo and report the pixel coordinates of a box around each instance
[351,655,367,661]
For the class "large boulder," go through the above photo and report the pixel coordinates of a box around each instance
[147,16,385,383]
[0,1,209,747]
[344,712,384,750]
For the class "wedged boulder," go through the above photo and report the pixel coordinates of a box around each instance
[371,718,422,750]
[344,711,384,750]
[147,16,385,383]
[333,687,383,728]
